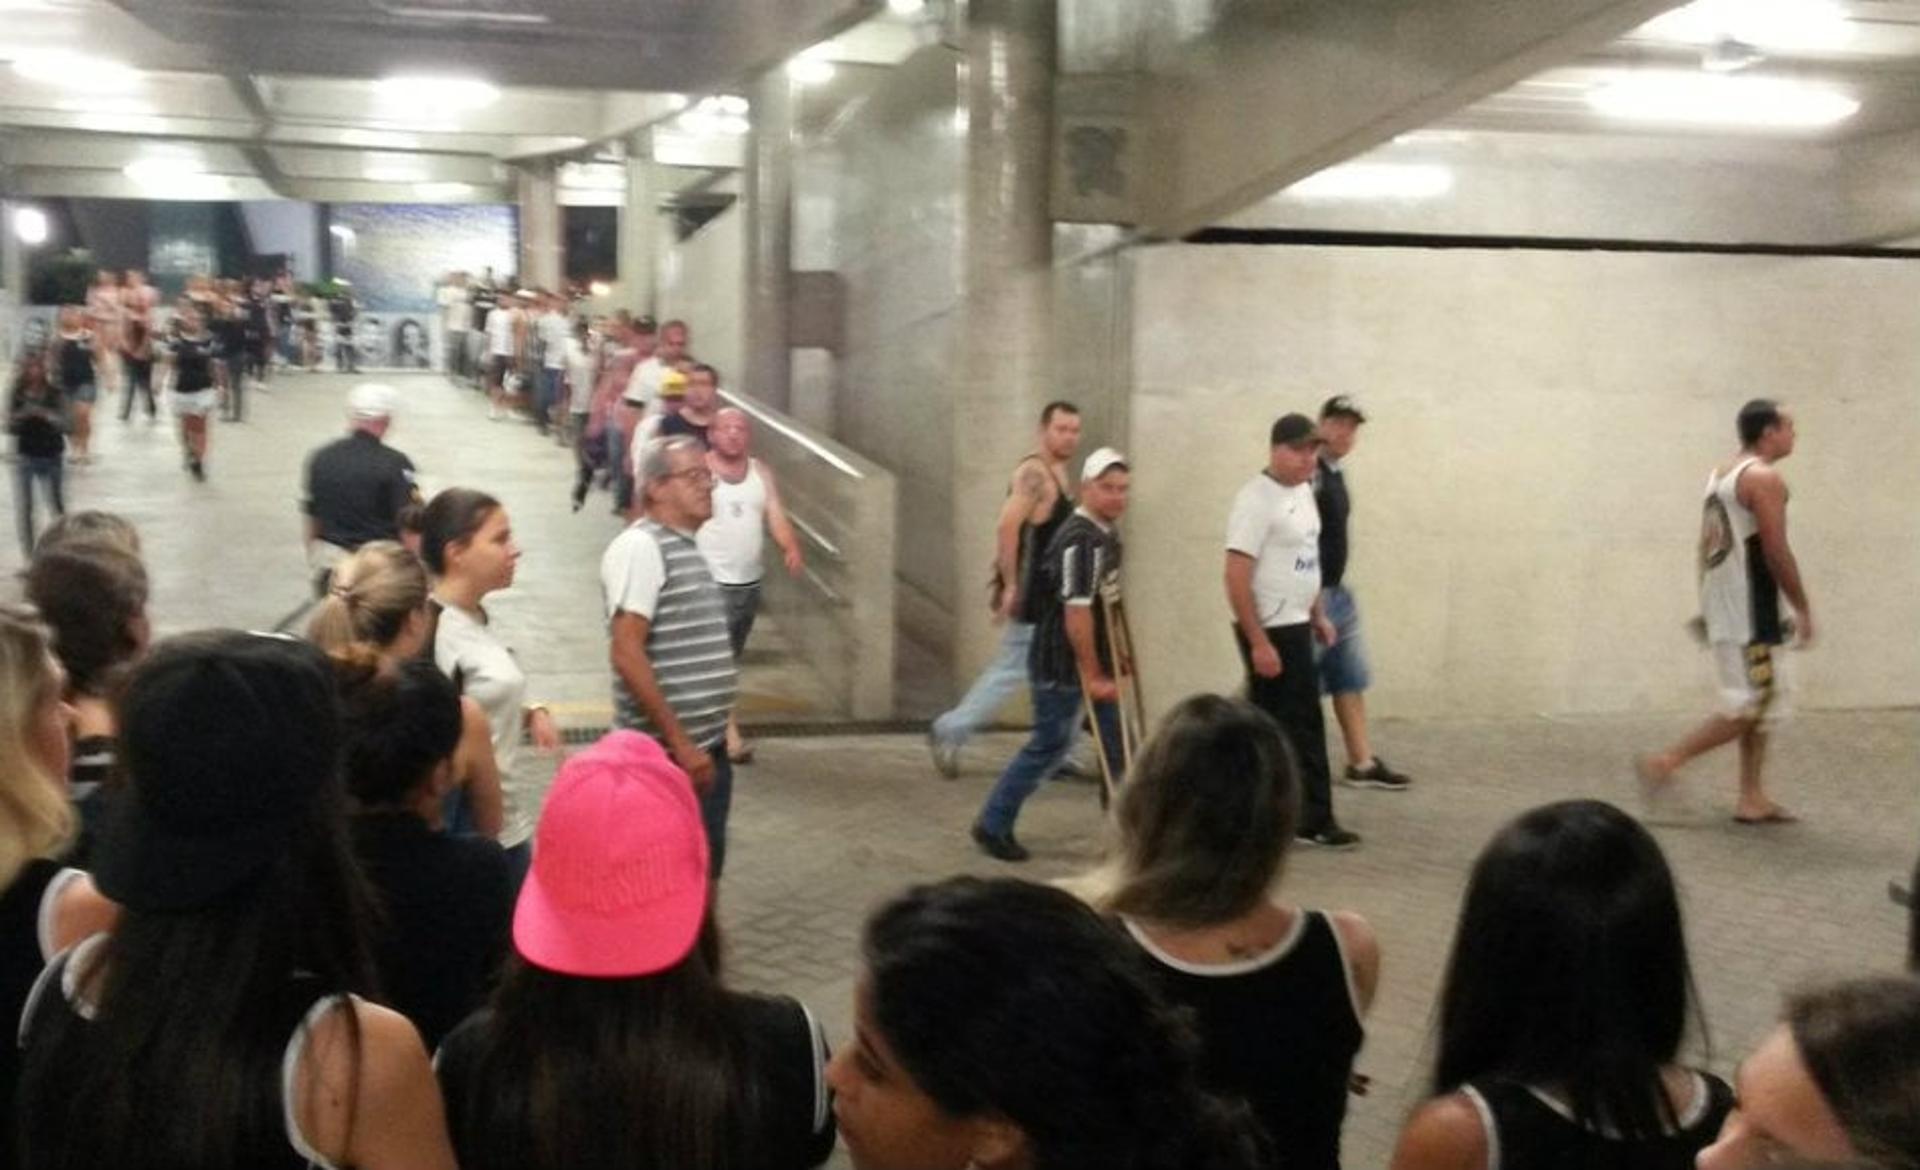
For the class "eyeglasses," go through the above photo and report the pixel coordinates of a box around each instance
[665,466,713,486]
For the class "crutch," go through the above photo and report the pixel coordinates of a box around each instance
[1081,590,1147,811]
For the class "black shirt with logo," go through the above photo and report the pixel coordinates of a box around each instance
[1028,511,1123,689]
[171,334,218,393]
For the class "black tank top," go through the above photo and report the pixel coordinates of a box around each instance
[1462,1073,1734,1170]
[1013,458,1074,624]
[18,941,342,1170]
[1126,910,1364,1170]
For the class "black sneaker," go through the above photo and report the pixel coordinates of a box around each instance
[1296,824,1362,850]
[971,822,1030,863]
[188,458,205,482]
[1343,758,1412,791]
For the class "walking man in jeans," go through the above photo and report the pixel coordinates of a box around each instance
[1226,413,1360,850]
[971,447,1130,862]
[1313,396,1412,791]
[930,401,1083,777]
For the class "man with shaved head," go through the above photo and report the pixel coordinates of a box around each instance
[697,405,804,764]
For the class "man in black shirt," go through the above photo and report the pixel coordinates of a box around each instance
[972,447,1130,862]
[302,382,419,594]
[1313,396,1412,791]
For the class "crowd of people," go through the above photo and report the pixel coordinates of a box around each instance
[0,265,1914,1170]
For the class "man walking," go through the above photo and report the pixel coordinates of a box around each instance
[697,406,805,764]
[1638,399,1811,824]
[300,382,419,595]
[971,447,1130,862]
[929,402,1083,776]
[1226,413,1359,850]
[1313,396,1412,791]
[602,435,740,876]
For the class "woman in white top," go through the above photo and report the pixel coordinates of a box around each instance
[418,489,560,884]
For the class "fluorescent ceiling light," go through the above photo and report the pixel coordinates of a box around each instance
[12,207,48,246]
[789,45,836,85]
[716,95,749,116]
[1585,72,1860,128]
[376,75,500,111]
[415,181,475,199]
[1285,162,1454,201]
[888,0,926,13]
[11,50,139,93]
[385,6,550,24]
[75,112,171,135]
[123,155,204,184]
[1635,0,1853,52]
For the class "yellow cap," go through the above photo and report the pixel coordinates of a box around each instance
[659,369,688,398]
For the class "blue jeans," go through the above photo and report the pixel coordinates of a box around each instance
[701,745,734,879]
[932,623,1033,747]
[537,368,564,428]
[606,425,634,513]
[977,681,1123,837]
[15,456,65,557]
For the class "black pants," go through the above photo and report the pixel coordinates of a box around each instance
[1236,623,1335,832]
[120,358,155,419]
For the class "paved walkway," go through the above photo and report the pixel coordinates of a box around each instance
[6,370,1914,1168]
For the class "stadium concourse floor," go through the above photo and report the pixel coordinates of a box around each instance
[4,370,1913,1168]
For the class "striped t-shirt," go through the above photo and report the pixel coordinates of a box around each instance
[601,518,738,748]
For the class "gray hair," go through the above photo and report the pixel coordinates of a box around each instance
[638,435,704,484]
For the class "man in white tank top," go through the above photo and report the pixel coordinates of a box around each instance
[698,407,805,764]
[1637,399,1812,825]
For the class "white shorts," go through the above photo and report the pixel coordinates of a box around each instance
[173,389,218,417]
[1712,641,1791,723]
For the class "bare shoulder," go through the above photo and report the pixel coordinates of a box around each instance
[297,999,444,1166]
[49,874,118,954]
[1389,1094,1489,1170]
[1326,909,1380,1012]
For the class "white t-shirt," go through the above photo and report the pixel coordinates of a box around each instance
[538,311,571,369]
[486,307,519,358]
[601,525,667,620]
[565,337,596,411]
[432,601,540,848]
[697,461,770,585]
[437,284,467,331]
[624,355,668,406]
[1225,473,1322,629]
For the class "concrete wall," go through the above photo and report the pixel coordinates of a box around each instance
[1225,133,1847,245]
[1126,243,1920,721]
[657,196,746,396]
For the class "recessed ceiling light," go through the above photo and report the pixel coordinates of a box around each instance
[12,207,48,246]
[376,75,500,111]
[11,50,139,93]
[1285,162,1454,201]
[1585,72,1860,128]
[1635,0,1853,53]
[887,0,925,14]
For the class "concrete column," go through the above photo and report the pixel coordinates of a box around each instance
[620,131,657,315]
[949,0,1058,688]
[1,202,25,315]
[515,159,562,290]
[743,68,795,411]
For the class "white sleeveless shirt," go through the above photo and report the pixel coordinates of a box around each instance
[697,461,769,585]
[1699,456,1780,645]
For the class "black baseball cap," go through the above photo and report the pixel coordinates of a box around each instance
[94,631,344,912]
[1270,413,1323,448]
[1320,396,1367,423]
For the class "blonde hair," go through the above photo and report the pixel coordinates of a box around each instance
[306,541,430,654]
[0,603,73,889]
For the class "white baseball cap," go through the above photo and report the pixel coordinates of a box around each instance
[347,382,398,419]
[1082,447,1128,482]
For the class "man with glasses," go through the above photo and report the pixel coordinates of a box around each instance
[601,435,740,877]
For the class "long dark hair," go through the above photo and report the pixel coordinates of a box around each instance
[450,917,761,1170]
[1105,694,1300,927]
[1787,976,1920,1170]
[418,488,501,576]
[18,633,379,1170]
[1431,799,1702,1140]
[863,876,1265,1170]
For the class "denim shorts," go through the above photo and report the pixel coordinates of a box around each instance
[67,382,97,405]
[1315,584,1371,695]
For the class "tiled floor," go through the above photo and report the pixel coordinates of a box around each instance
[11,370,1913,1169]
